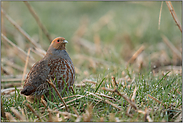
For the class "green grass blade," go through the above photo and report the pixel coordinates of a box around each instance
[157,71,170,85]
[95,77,106,93]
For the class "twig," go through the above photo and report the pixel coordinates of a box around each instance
[1,83,22,88]
[101,87,137,110]
[101,87,115,92]
[95,93,117,102]
[1,9,45,52]
[1,78,24,82]
[162,35,182,60]
[47,79,68,111]
[19,107,26,120]
[83,103,93,122]
[88,92,122,111]
[1,34,35,63]
[38,113,50,122]
[82,79,97,84]
[138,109,153,122]
[126,106,133,117]
[24,1,52,42]
[21,48,31,86]
[111,76,118,88]
[62,94,81,100]
[166,1,182,32]
[74,83,86,87]
[72,107,79,117]
[25,103,42,122]
[31,47,46,57]
[1,87,22,96]
[1,59,25,72]
[114,89,138,110]
[126,86,138,117]
[46,108,78,119]
[52,110,78,118]
[174,112,182,122]
[10,107,26,121]
[131,86,137,102]
[59,95,86,107]
[147,94,162,104]
[127,45,145,65]
[137,110,145,115]
[5,112,17,122]
[144,108,153,122]
[59,103,78,110]
[175,88,181,95]
[1,66,10,75]
[92,99,103,109]
[158,1,163,30]
[41,96,48,108]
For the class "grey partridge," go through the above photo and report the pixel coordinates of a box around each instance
[21,37,75,102]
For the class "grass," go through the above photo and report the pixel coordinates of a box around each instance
[1,1,182,122]
[1,68,182,122]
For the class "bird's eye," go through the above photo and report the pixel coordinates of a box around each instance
[57,40,60,42]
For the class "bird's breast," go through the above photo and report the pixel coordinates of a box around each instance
[47,58,75,91]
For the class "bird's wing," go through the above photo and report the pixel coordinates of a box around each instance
[24,58,50,87]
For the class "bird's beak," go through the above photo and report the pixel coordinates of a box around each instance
[63,40,68,44]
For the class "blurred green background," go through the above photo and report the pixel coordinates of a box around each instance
[2,1,181,45]
[1,1,182,81]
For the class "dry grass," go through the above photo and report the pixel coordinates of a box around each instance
[1,1,182,122]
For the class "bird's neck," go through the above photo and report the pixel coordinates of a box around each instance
[46,48,67,56]
[53,44,66,50]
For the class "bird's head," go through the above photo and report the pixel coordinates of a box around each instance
[50,37,68,50]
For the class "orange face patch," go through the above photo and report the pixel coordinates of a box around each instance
[51,37,65,45]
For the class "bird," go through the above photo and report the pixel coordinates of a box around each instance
[21,37,75,102]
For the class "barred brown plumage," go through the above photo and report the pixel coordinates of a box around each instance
[21,37,75,102]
